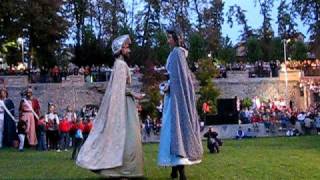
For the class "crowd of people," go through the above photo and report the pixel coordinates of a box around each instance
[286,59,320,76]
[215,61,281,78]
[238,96,320,136]
[29,64,113,83]
[142,115,162,139]
[0,87,94,161]
[0,63,142,84]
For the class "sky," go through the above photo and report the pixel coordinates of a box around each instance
[124,0,310,45]
[221,0,309,44]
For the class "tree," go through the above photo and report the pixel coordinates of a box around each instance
[67,0,88,48]
[189,32,206,66]
[0,0,27,65]
[161,0,192,37]
[153,30,170,65]
[201,0,224,57]
[191,0,206,30]
[135,0,161,62]
[25,0,69,67]
[217,36,236,63]
[270,37,283,61]
[292,0,320,57]
[277,0,297,39]
[0,0,69,67]
[0,0,25,45]
[195,58,220,115]
[227,5,253,41]
[256,0,275,61]
[246,37,263,62]
[292,41,307,60]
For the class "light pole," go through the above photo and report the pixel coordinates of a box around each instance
[283,39,291,104]
[17,37,24,63]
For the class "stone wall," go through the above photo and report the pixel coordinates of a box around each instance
[0,71,307,117]
[0,75,142,117]
[214,71,305,110]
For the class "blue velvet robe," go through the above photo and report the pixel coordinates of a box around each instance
[3,98,17,147]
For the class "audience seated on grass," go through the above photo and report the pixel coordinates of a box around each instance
[286,128,301,137]
[236,126,245,139]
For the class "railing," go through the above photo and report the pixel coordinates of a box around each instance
[303,69,320,76]
[29,72,111,83]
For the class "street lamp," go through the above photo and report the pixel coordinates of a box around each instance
[283,39,291,104]
[17,37,24,63]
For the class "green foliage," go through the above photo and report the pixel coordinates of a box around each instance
[2,136,320,179]
[140,88,161,119]
[0,41,20,65]
[277,0,297,39]
[195,58,220,116]
[217,36,236,63]
[74,26,107,66]
[153,30,170,65]
[227,5,253,41]
[270,37,283,60]
[189,32,206,65]
[197,84,220,114]
[0,0,69,67]
[201,0,225,56]
[292,41,307,60]
[195,58,218,86]
[292,0,320,57]
[242,97,253,109]
[140,65,166,119]
[246,37,263,62]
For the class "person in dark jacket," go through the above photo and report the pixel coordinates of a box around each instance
[204,127,223,153]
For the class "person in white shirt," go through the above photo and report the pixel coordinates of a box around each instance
[45,104,60,151]
[64,105,77,122]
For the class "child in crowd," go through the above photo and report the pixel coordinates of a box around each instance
[65,105,77,148]
[46,104,60,152]
[71,118,84,160]
[17,119,27,152]
[37,116,47,151]
[69,119,78,148]
[82,118,93,142]
[64,105,77,122]
[59,116,70,151]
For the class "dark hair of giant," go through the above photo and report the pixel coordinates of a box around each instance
[166,30,179,47]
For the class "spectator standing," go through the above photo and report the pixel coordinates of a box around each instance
[82,118,93,142]
[17,119,27,152]
[144,115,152,137]
[51,65,60,83]
[59,116,70,151]
[37,116,47,151]
[71,119,84,160]
[45,104,60,151]
[315,113,320,135]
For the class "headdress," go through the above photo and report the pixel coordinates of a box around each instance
[111,34,130,55]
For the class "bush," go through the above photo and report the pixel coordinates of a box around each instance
[242,97,253,109]
[195,58,220,117]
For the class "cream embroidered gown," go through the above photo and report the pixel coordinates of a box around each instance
[76,57,143,178]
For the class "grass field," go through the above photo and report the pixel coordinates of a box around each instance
[1,136,320,180]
